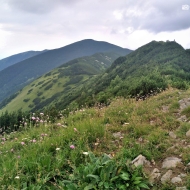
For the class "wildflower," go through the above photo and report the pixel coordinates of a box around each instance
[74,128,77,132]
[82,152,89,155]
[57,123,61,126]
[32,117,35,120]
[70,145,75,149]
[24,122,27,126]
[17,155,20,159]
[40,113,44,116]
[15,138,18,140]
[10,149,14,152]
[1,138,6,141]
[21,142,25,145]
[56,148,60,151]
[15,176,20,179]
[32,139,36,143]
[40,120,43,123]
[1,142,4,145]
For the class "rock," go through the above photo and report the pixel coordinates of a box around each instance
[171,176,182,184]
[161,170,172,183]
[179,98,190,110]
[176,187,187,190]
[177,115,187,122]
[169,131,177,139]
[113,132,122,138]
[162,157,182,169]
[186,130,190,137]
[178,173,187,178]
[131,154,150,167]
[149,168,161,184]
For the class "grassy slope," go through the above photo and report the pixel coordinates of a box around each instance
[0,52,123,113]
[0,39,131,103]
[52,41,190,110]
[0,88,190,189]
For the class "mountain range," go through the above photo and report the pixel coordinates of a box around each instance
[0,39,190,114]
[0,50,48,72]
[0,39,132,104]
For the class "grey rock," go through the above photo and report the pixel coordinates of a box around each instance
[162,157,182,169]
[171,176,182,184]
[169,131,177,139]
[179,98,190,110]
[131,154,150,167]
[149,168,161,184]
[177,115,187,122]
[113,132,122,138]
[186,129,190,137]
[178,173,187,178]
[161,170,172,183]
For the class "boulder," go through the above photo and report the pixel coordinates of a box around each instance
[162,157,182,169]
[131,154,150,167]
[161,170,172,183]
[171,176,182,184]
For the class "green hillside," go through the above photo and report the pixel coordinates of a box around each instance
[0,52,123,112]
[0,39,131,103]
[69,40,190,107]
[0,88,190,189]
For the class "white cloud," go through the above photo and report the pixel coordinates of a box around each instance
[0,0,190,59]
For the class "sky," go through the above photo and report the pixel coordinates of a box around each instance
[0,0,190,59]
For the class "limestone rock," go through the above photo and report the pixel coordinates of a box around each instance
[149,168,161,184]
[171,176,182,184]
[177,115,187,122]
[179,98,190,110]
[113,132,122,138]
[162,157,182,169]
[169,131,177,139]
[161,170,172,183]
[186,129,190,137]
[131,154,150,167]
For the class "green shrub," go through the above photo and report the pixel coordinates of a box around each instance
[62,152,150,190]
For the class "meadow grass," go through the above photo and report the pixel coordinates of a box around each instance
[0,88,190,189]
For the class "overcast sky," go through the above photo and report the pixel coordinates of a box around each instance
[0,0,190,59]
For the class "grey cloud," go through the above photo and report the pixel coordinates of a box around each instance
[112,0,190,33]
[6,0,78,14]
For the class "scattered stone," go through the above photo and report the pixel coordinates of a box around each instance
[171,176,182,184]
[176,187,187,190]
[149,168,161,184]
[169,131,177,139]
[162,157,182,169]
[113,132,122,138]
[178,173,187,178]
[186,130,190,137]
[177,115,187,122]
[161,170,172,183]
[162,106,169,112]
[131,154,150,167]
[179,98,190,110]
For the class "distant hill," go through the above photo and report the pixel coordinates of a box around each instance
[0,50,48,71]
[186,49,190,54]
[0,52,128,112]
[0,39,132,103]
[51,40,190,109]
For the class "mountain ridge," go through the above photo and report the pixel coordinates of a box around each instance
[0,39,132,103]
[0,50,48,71]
